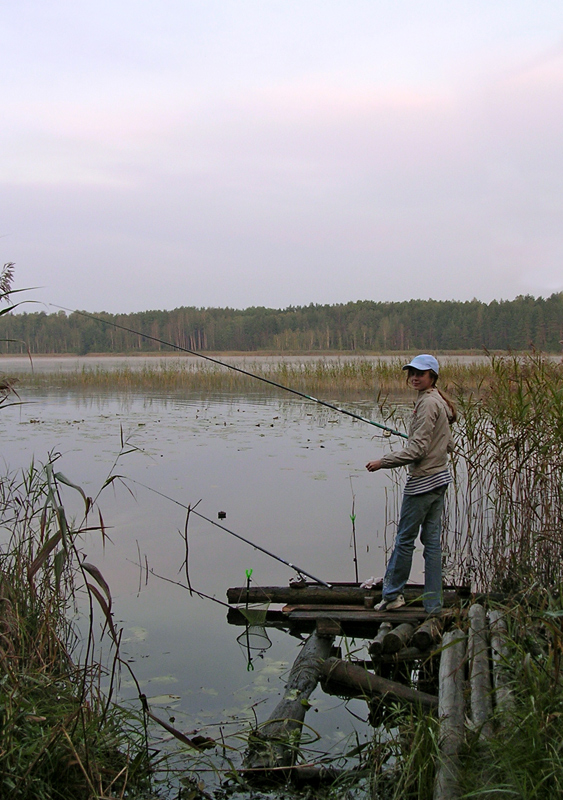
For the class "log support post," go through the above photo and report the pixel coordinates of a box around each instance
[488,609,513,714]
[468,603,493,738]
[434,628,466,800]
[244,630,334,770]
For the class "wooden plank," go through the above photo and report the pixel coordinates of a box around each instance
[244,631,334,770]
[321,656,438,709]
[286,609,428,623]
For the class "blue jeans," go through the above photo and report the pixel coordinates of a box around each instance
[382,485,447,614]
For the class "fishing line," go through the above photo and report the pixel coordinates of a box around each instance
[128,478,332,587]
[49,304,408,439]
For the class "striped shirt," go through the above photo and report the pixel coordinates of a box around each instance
[403,468,452,496]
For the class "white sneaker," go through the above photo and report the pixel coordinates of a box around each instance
[374,594,405,612]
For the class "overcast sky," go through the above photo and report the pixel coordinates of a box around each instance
[2,1,563,314]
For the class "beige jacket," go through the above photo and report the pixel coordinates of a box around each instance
[380,387,454,477]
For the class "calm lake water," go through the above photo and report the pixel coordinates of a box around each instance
[0,366,428,792]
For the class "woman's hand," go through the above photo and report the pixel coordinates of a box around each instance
[366,460,383,472]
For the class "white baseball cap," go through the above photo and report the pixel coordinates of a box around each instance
[402,354,440,374]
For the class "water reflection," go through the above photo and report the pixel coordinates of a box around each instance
[0,387,426,782]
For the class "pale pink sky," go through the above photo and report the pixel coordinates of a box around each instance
[2,1,563,312]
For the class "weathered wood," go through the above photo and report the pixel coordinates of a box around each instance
[412,616,443,650]
[320,656,438,709]
[382,622,416,654]
[374,646,434,664]
[488,610,514,713]
[368,621,392,657]
[244,631,334,769]
[286,609,428,624]
[468,604,493,738]
[434,629,466,800]
[316,618,341,636]
[227,584,462,606]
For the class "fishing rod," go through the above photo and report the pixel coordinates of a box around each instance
[128,478,332,588]
[50,305,408,439]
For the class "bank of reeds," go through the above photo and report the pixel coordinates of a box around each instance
[5,356,494,397]
[0,460,154,799]
[446,352,563,594]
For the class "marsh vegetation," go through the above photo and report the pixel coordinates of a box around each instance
[0,461,154,799]
[2,350,563,798]
[7,354,493,397]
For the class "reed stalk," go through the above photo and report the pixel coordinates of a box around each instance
[4,356,493,396]
[445,352,563,594]
[0,459,154,799]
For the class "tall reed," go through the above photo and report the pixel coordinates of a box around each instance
[7,356,493,397]
[0,459,153,799]
[445,352,563,593]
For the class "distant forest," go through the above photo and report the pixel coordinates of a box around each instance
[1,295,563,354]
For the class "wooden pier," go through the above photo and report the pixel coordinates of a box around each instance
[227,581,510,799]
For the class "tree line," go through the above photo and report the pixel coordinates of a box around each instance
[1,294,562,354]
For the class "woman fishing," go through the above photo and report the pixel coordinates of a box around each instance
[366,354,456,616]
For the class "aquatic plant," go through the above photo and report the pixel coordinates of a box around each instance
[5,355,493,398]
[0,457,155,799]
[445,352,563,593]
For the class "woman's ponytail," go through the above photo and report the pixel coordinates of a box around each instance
[436,387,457,423]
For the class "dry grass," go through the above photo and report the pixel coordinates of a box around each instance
[4,356,494,397]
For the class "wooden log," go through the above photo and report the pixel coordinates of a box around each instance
[412,616,443,650]
[244,631,334,770]
[468,603,493,739]
[382,622,416,654]
[488,610,514,714]
[434,629,466,800]
[227,584,462,606]
[320,656,438,709]
[374,646,434,664]
[346,649,433,670]
[368,621,393,657]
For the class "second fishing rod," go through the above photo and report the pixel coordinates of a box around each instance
[51,305,408,440]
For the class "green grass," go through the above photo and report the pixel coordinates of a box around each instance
[0,459,156,799]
